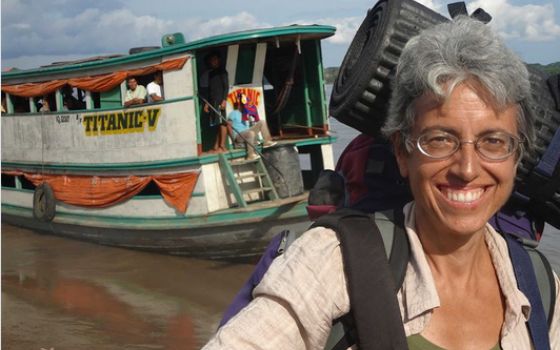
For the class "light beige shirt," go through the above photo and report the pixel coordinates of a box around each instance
[204,202,560,349]
[125,85,147,102]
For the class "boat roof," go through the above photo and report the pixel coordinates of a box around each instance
[3,24,335,81]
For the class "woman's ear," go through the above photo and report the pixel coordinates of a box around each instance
[392,133,409,178]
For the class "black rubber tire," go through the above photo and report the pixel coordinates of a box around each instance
[517,67,559,180]
[329,0,447,137]
[33,183,56,222]
[514,67,560,228]
[129,46,160,55]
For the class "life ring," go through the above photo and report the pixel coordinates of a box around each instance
[329,0,446,137]
[33,183,56,222]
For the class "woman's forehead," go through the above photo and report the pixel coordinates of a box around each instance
[411,84,518,133]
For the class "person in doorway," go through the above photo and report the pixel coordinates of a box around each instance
[203,16,560,349]
[124,77,147,107]
[200,51,229,153]
[147,71,164,103]
[228,100,276,160]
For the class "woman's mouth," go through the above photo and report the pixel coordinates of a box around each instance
[440,187,485,204]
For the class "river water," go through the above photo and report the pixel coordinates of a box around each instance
[2,117,560,350]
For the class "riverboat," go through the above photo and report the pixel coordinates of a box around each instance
[1,25,337,259]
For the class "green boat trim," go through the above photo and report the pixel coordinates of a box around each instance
[3,25,336,81]
[1,196,309,230]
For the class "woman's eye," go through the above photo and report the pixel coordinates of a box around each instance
[484,137,504,145]
[426,135,454,146]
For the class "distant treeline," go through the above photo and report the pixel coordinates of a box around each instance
[527,62,560,76]
[324,62,560,84]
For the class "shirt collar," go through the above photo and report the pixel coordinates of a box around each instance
[400,202,530,327]
[401,201,441,320]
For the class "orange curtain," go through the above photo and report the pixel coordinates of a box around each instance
[24,174,151,208]
[9,170,199,213]
[2,57,189,98]
[152,172,199,214]
[1,80,67,98]
[68,71,128,93]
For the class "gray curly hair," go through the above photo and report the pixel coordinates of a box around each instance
[381,16,535,152]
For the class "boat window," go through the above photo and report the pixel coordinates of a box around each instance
[235,44,256,85]
[1,174,16,188]
[11,95,31,113]
[1,92,7,115]
[122,74,152,106]
[61,86,87,111]
[20,176,35,190]
[34,93,56,113]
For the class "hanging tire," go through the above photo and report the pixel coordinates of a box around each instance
[33,183,56,222]
[329,0,447,137]
[514,67,560,229]
[517,67,559,180]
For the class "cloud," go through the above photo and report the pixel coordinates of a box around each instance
[2,0,558,70]
[308,0,560,45]
[179,12,271,41]
[1,2,270,69]
[1,2,173,59]
[319,17,361,45]
[469,0,560,41]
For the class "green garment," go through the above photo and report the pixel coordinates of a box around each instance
[407,333,502,350]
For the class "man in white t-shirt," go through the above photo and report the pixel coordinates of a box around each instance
[147,72,164,103]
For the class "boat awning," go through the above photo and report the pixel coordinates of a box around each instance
[1,57,188,98]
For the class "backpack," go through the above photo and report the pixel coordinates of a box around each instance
[219,208,556,350]
[217,72,560,349]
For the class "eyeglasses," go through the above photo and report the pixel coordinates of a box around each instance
[405,129,522,161]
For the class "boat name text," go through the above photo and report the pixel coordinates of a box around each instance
[82,108,161,136]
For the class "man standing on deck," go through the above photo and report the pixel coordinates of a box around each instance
[200,52,229,152]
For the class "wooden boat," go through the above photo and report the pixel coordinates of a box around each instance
[1,24,337,259]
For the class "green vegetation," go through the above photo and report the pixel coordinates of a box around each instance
[323,67,339,84]
[528,62,560,76]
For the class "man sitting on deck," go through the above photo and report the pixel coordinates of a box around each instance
[124,77,147,107]
[228,101,276,160]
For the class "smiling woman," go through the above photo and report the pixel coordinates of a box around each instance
[202,15,560,350]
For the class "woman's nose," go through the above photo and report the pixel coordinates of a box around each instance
[449,142,481,182]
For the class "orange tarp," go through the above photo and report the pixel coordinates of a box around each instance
[5,170,199,214]
[2,57,189,98]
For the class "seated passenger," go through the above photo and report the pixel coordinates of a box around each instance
[39,97,50,112]
[228,101,276,160]
[147,72,164,103]
[124,77,147,107]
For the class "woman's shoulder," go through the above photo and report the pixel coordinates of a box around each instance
[254,226,349,314]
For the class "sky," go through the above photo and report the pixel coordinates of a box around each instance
[1,0,559,71]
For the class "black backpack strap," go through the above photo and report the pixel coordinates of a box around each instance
[311,208,408,350]
[503,233,553,350]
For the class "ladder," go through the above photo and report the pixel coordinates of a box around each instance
[218,153,279,208]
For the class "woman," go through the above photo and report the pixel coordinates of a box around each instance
[203,17,560,350]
